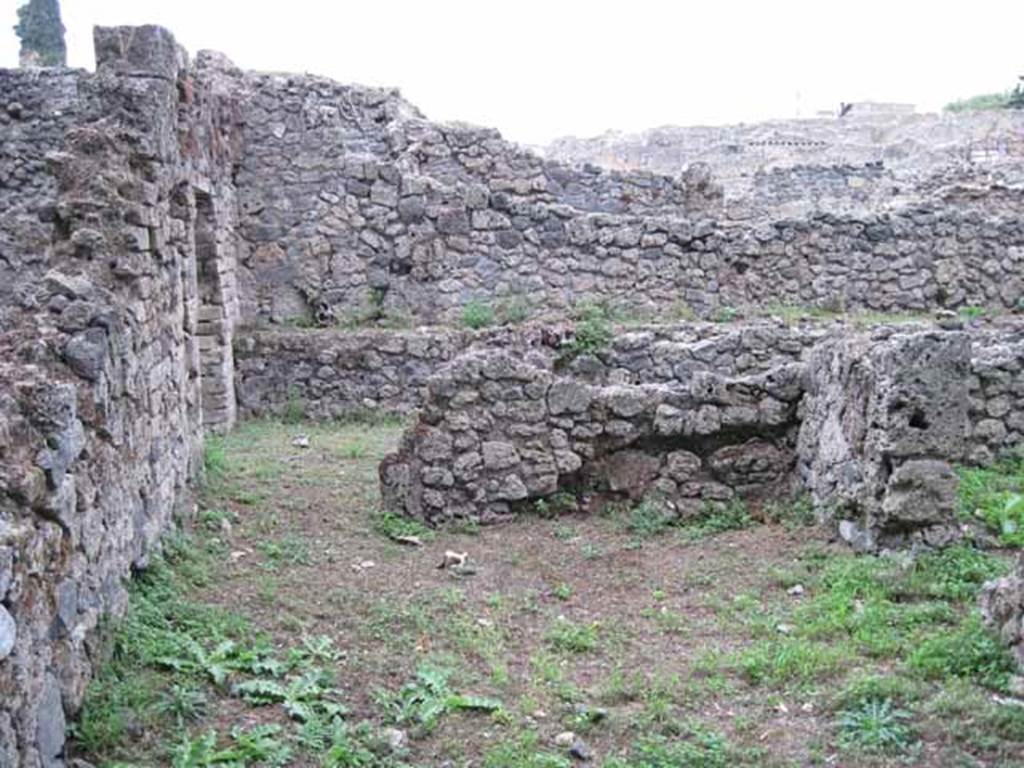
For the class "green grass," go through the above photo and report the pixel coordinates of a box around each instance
[483,731,572,768]
[546,618,600,654]
[461,299,497,329]
[836,698,916,755]
[957,455,1024,546]
[945,90,1015,112]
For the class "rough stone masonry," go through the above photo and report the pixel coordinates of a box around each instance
[2,22,1024,767]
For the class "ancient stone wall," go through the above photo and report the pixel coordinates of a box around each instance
[233,321,830,420]
[0,68,85,307]
[0,26,243,767]
[379,347,805,525]
[380,325,1024,539]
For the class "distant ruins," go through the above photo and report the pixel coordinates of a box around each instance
[1,25,1023,767]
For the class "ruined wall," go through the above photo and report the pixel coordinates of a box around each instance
[231,79,722,328]
[0,26,243,767]
[380,325,1024,540]
[379,348,805,525]
[234,159,1024,327]
[233,321,830,420]
[0,68,84,308]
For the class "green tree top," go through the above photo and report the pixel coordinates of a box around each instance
[14,0,66,67]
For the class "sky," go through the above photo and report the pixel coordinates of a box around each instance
[2,0,1023,145]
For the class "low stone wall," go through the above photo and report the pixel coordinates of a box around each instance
[233,321,835,420]
[379,348,805,524]
[380,324,1024,545]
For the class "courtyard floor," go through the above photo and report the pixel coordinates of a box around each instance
[72,419,1024,767]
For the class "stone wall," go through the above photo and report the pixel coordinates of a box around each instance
[0,26,243,767]
[233,321,832,420]
[380,324,1024,540]
[379,347,806,525]
[0,68,84,308]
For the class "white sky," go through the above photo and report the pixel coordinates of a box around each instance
[2,0,1023,145]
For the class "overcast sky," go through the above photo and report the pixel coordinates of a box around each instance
[2,0,1023,145]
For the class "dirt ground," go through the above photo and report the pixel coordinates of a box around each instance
[74,418,1024,768]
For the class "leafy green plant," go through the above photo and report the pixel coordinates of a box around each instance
[155,683,209,728]
[234,669,347,722]
[256,535,311,568]
[498,295,532,325]
[461,299,496,329]
[736,637,846,687]
[283,387,305,424]
[712,305,738,323]
[957,456,1024,546]
[546,618,599,653]
[203,437,228,483]
[373,510,435,543]
[907,613,1016,691]
[678,500,752,541]
[377,665,502,733]
[483,731,572,768]
[561,300,613,362]
[605,727,731,768]
[836,698,915,754]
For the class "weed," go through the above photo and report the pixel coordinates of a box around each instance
[712,305,738,323]
[155,683,208,727]
[605,726,732,768]
[256,535,311,568]
[678,499,752,541]
[283,387,305,424]
[553,583,573,601]
[736,637,846,687]
[202,437,227,483]
[339,438,367,459]
[560,300,613,362]
[461,299,496,329]
[907,613,1016,691]
[483,731,572,768]
[836,698,915,754]
[762,493,817,529]
[377,664,502,734]
[497,294,532,325]
[373,510,435,543]
[547,618,599,653]
[957,456,1024,546]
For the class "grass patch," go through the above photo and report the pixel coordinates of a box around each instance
[461,299,497,329]
[547,618,600,654]
[957,454,1024,546]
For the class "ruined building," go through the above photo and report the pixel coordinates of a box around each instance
[1,25,1024,767]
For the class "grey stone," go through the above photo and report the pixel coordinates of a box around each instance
[0,606,15,660]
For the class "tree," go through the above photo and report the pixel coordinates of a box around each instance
[14,0,66,68]
[1009,77,1024,109]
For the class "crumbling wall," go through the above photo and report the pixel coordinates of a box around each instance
[0,25,243,767]
[379,347,805,524]
[233,321,830,420]
[0,68,84,308]
[797,330,973,551]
